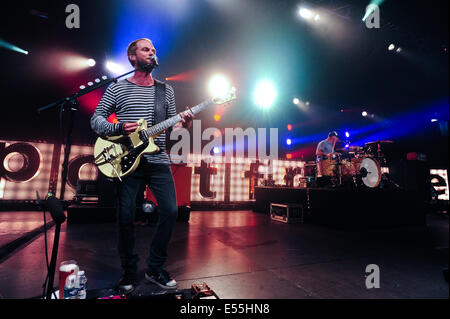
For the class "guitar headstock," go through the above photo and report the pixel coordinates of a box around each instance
[212,87,237,106]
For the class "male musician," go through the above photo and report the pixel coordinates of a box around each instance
[316,131,339,160]
[91,38,194,293]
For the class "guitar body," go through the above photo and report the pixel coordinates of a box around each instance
[94,119,160,179]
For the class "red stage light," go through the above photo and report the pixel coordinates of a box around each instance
[287,124,293,131]
[286,153,292,159]
[165,70,197,82]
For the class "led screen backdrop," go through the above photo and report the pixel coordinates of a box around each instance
[1,140,448,203]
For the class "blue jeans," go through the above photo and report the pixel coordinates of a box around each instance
[115,161,178,275]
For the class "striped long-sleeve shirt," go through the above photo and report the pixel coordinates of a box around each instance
[90,79,177,164]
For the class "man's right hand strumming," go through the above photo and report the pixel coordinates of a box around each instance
[123,122,139,135]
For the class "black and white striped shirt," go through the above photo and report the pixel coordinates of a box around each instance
[90,79,177,164]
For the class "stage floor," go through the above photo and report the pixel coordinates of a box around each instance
[0,210,448,299]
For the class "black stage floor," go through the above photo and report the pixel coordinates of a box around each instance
[0,210,448,299]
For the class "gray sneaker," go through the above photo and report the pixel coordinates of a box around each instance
[117,273,137,293]
[145,269,177,290]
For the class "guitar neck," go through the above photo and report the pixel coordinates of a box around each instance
[147,99,213,136]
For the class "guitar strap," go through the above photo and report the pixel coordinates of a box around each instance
[154,79,166,126]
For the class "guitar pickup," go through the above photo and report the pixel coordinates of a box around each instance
[139,130,149,141]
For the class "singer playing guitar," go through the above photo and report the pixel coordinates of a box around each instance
[91,38,194,293]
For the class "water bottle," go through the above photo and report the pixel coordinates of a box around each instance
[77,270,87,299]
[63,274,78,299]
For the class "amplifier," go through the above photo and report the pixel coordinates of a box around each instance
[270,203,304,224]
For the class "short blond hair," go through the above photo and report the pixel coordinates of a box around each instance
[127,38,152,67]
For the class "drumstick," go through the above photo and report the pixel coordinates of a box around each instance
[331,139,337,155]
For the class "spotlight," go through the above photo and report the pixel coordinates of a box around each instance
[305,101,310,106]
[293,98,300,105]
[253,79,277,109]
[314,14,320,21]
[362,111,368,117]
[208,74,230,99]
[431,119,438,123]
[287,124,293,131]
[345,131,350,138]
[299,8,314,20]
[86,58,96,67]
[213,114,221,122]
[388,44,395,51]
[396,47,402,53]
[213,147,221,154]
[286,153,293,159]
[105,61,125,75]
[0,38,29,55]
[286,138,292,146]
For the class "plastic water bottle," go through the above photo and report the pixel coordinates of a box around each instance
[77,270,87,299]
[63,274,78,299]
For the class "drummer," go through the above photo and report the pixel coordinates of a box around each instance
[316,131,340,160]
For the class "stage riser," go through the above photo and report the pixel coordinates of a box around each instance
[254,187,425,230]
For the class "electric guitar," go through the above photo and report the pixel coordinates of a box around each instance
[93,87,236,180]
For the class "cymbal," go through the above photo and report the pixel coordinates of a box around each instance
[365,140,393,145]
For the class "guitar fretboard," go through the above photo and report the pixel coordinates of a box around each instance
[146,99,213,136]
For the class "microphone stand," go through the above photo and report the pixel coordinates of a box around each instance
[36,62,157,201]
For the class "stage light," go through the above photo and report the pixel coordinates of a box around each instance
[293,98,300,105]
[286,153,293,159]
[214,114,221,122]
[253,79,277,109]
[345,131,350,138]
[388,44,395,51]
[305,101,310,106]
[396,47,402,53]
[287,124,293,131]
[213,147,220,154]
[86,58,96,67]
[208,74,230,99]
[299,8,314,20]
[314,14,320,21]
[105,61,125,75]
[0,38,29,55]
[362,111,368,117]
[286,138,292,146]
[431,119,438,123]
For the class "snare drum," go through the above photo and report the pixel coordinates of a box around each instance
[316,158,338,177]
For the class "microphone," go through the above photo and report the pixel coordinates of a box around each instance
[140,55,158,73]
[36,192,66,224]
[150,54,159,67]
[46,195,66,224]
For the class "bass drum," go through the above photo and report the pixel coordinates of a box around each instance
[352,157,381,188]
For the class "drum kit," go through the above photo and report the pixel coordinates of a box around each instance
[315,140,393,189]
